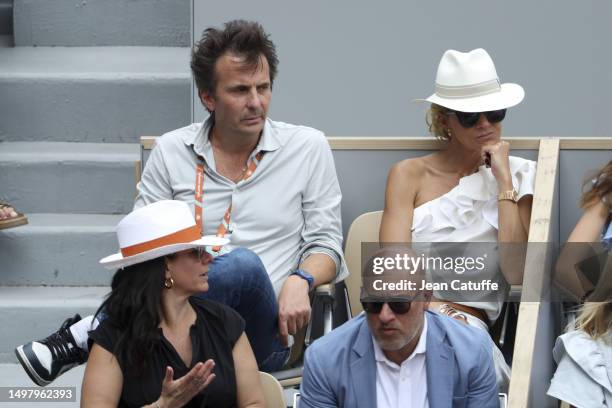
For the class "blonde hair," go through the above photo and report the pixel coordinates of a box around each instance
[426,104,450,141]
[575,302,612,340]
[574,252,612,340]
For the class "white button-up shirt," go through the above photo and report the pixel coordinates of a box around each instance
[135,118,348,296]
[373,318,429,408]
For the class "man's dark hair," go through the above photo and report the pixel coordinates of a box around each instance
[191,20,279,100]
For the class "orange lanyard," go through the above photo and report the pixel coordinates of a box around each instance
[194,152,264,251]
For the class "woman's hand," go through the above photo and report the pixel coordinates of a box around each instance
[154,360,216,408]
[481,141,512,189]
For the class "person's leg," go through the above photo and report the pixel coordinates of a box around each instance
[15,314,91,386]
[199,247,289,372]
[69,315,100,350]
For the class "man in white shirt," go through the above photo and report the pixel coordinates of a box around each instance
[16,20,348,386]
[372,306,429,407]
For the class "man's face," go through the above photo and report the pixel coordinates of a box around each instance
[201,52,272,137]
[366,299,428,352]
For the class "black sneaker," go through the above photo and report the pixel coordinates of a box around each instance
[15,314,88,386]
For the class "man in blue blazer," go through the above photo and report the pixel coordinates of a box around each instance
[300,290,499,407]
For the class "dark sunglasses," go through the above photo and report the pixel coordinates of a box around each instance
[447,109,506,128]
[185,247,209,260]
[361,301,412,315]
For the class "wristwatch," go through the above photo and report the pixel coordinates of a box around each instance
[291,269,315,291]
[498,189,518,203]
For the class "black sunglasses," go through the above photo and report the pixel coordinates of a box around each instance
[361,301,412,315]
[185,247,209,260]
[447,109,506,128]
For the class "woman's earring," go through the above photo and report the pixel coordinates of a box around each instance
[446,128,452,139]
[164,276,174,289]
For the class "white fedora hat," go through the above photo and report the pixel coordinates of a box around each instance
[416,48,524,113]
[99,200,229,270]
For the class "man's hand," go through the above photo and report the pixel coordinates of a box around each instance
[277,275,311,347]
[154,360,216,408]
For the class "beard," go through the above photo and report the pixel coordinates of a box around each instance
[372,320,423,352]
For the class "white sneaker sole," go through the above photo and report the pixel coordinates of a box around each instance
[15,345,50,387]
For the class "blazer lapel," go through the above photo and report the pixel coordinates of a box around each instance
[350,320,377,408]
[425,313,455,408]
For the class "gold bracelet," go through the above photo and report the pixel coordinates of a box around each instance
[498,189,518,203]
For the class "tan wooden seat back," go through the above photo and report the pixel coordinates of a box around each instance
[344,210,383,317]
[259,371,286,408]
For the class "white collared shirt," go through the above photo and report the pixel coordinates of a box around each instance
[372,317,429,408]
[135,118,348,296]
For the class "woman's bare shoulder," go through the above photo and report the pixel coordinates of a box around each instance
[391,156,428,176]
[386,157,434,205]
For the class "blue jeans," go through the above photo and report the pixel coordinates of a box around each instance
[198,247,290,372]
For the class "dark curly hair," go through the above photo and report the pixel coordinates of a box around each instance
[191,19,279,107]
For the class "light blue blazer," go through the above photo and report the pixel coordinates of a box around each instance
[300,311,499,408]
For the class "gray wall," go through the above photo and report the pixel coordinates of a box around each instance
[192,1,611,137]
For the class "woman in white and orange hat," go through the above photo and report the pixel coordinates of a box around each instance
[380,48,536,392]
[80,200,264,408]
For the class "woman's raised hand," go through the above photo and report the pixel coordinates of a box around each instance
[481,141,512,188]
[154,360,216,408]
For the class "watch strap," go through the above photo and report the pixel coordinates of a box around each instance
[291,269,314,291]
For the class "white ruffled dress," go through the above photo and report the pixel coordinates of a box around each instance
[411,156,537,323]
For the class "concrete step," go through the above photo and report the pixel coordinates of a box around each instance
[0,142,139,214]
[0,213,123,286]
[13,0,189,47]
[0,46,190,143]
[0,286,108,364]
[0,363,85,406]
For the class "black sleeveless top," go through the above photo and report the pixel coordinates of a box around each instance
[89,297,245,407]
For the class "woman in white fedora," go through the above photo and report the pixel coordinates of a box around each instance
[81,200,265,407]
[380,48,536,391]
